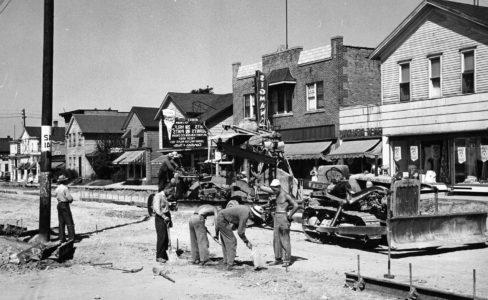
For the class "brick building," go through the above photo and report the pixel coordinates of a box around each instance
[232,36,380,178]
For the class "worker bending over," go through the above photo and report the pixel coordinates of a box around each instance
[189,204,219,266]
[260,179,299,267]
[216,204,264,270]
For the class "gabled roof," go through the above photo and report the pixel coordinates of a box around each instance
[68,114,128,134]
[198,93,233,124]
[122,106,159,131]
[155,92,231,120]
[371,0,488,60]
[21,126,65,141]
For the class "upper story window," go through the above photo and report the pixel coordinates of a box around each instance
[269,86,293,115]
[399,62,410,102]
[429,56,441,98]
[78,132,82,146]
[243,94,256,119]
[461,50,474,94]
[306,81,324,111]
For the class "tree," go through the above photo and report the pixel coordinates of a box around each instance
[191,85,214,94]
[88,134,124,180]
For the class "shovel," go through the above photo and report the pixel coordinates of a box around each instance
[91,262,143,273]
[206,227,221,245]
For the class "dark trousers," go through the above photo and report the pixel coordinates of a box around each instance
[273,213,291,263]
[189,214,209,262]
[216,215,237,266]
[155,214,169,260]
[57,202,75,242]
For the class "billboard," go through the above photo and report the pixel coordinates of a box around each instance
[167,118,208,149]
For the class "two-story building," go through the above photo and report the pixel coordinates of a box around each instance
[115,106,161,184]
[359,0,488,185]
[8,124,65,183]
[0,136,12,180]
[65,113,128,179]
[154,92,233,171]
[232,36,381,178]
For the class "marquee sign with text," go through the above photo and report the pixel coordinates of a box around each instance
[340,127,383,139]
[168,118,208,149]
[255,70,268,129]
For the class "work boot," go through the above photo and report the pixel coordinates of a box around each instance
[226,264,234,271]
[268,259,283,266]
[191,259,201,265]
[156,258,167,263]
[58,227,66,243]
[67,225,76,241]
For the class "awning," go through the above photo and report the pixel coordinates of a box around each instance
[267,68,296,86]
[365,141,382,158]
[326,139,381,160]
[151,154,168,165]
[112,150,145,165]
[284,141,333,160]
[52,161,65,169]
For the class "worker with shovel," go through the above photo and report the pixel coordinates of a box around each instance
[259,179,299,268]
[153,188,172,263]
[215,204,264,270]
[189,204,219,266]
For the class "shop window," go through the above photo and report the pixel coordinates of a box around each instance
[243,94,256,119]
[306,82,324,111]
[461,50,474,94]
[399,62,410,102]
[269,86,293,115]
[392,139,420,176]
[429,57,441,98]
[455,137,488,184]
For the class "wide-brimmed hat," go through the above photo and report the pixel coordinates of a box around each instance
[250,205,264,222]
[170,151,180,158]
[270,179,281,187]
[58,175,68,182]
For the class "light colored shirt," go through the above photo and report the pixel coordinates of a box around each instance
[152,191,169,219]
[54,184,73,203]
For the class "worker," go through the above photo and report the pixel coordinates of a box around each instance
[259,179,299,268]
[54,175,75,242]
[189,204,219,265]
[157,151,180,191]
[215,204,264,270]
[153,187,172,263]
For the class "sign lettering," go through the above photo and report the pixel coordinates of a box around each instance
[168,118,208,149]
[255,71,268,130]
[340,127,382,139]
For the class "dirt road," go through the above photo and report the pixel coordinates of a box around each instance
[0,194,487,299]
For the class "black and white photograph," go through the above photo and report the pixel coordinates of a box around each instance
[0,0,487,299]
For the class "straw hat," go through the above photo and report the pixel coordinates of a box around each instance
[249,205,264,222]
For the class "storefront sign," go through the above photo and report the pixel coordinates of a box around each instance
[340,127,383,139]
[410,145,418,162]
[255,71,268,129]
[481,145,488,162]
[162,109,176,140]
[457,146,466,164]
[394,146,402,162]
[169,118,207,149]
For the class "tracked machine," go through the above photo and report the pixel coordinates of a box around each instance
[302,166,488,250]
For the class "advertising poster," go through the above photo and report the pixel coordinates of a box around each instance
[168,118,208,149]
[457,146,466,164]
[481,145,488,162]
[410,145,418,162]
[394,146,402,162]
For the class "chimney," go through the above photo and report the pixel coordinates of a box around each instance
[53,120,58,127]
[232,62,241,86]
[331,35,344,58]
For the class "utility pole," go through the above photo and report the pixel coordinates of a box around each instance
[285,0,288,49]
[39,0,54,242]
[21,109,26,128]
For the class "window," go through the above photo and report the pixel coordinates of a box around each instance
[269,86,293,115]
[243,94,256,119]
[399,62,410,101]
[462,50,474,94]
[306,82,324,111]
[78,132,82,146]
[429,57,441,98]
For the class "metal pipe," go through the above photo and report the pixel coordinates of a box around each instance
[409,263,412,287]
[473,269,476,299]
[357,254,360,277]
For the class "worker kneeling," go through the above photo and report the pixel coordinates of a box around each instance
[189,204,219,266]
[216,204,264,270]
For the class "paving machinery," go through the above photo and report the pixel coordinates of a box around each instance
[302,166,487,250]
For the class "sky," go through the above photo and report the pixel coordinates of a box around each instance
[0,0,475,138]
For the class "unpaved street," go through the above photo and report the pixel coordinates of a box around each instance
[1,194,487,300]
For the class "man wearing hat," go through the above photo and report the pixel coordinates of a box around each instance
[152,188,172,263]
[215,204,264,270]
[157,151,180,191]
[53,175,75,242]
[260,179,298,267]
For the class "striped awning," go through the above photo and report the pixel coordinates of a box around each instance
[112,150,145,165]
[326,139,381,160]
[284,141,333,160]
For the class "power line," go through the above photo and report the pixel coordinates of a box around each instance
[0,0,12,16]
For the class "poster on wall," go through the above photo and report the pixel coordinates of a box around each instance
[394,146,402,161]
[162,109,176,140]
[481,145,488,162]
[457,146,466,164]
[410,145,418,162]
[168,118,208,149]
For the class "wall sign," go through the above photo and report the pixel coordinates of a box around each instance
[457,146,466,164]
[410,145,418,162]
[394,146,402,161]
[481,145,488,162]
[255,71,268,129]
[162,109,176,140]
[168,118,208,149]
[340,127,382,139]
